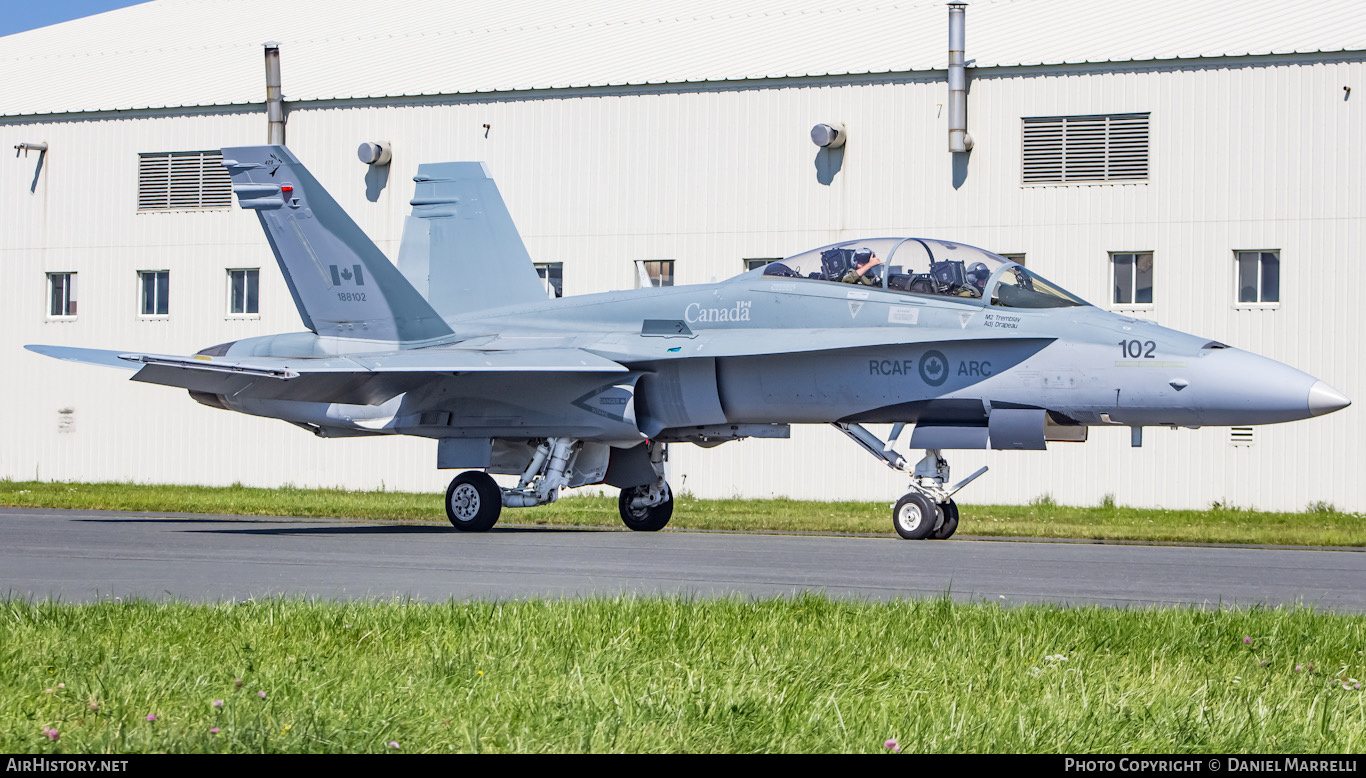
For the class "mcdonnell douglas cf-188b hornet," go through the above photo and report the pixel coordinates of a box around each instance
[28,146,1352,539]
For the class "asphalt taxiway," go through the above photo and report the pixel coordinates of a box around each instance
[3,508,1363,611]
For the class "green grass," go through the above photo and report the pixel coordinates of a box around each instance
[4,597,1363,753]
[1,479,1363,546]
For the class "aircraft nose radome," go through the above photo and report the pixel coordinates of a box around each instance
[1308,381,1351,417]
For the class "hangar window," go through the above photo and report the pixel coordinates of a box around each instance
[139,270,169,317]
[636,260,674,288]
[227,269,259,316]
[535,263,563,298]
[137,151,233,211]
[1235,251,1280,306]
[744,258,778,272]
[47,272,77,318]
[1023,113,1149,185]
[1111,252,1154,307]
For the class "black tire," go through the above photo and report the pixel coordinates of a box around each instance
[892,492,938,540]
[618,483,673,531]
[445,471,502,532]
[930,499,960,539]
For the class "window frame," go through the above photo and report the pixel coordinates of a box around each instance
[744,258,777,273]
[635,259,675,288]
[137,270,170,318]
[1109,251,1154,310]
[46,272,77,319]
[1233,250,1281,310]
[226,268,261,318]
[534,262,564,299]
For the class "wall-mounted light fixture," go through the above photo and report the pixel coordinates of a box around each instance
[14,142,48,156]
[357,142,392,166]
[810,122,847,149]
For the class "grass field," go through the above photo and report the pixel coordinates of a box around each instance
[1,480,1363,546]
[4,597,1363,753]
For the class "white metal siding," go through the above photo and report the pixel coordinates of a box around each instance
[2,0,1365,117]
[2,55,1362,513]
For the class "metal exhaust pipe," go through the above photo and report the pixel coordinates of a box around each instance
[947,3,973,153]
[263,42,285,145]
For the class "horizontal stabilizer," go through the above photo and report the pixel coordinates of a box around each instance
[25,344,140,370]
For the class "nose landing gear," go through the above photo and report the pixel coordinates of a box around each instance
[832,423,986,540]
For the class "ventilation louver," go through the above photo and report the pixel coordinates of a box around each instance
[138,151,232,211]
[1023,113,1149,184]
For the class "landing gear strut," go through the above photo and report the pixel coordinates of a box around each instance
[445,437,583,531]
[831,423,987,541]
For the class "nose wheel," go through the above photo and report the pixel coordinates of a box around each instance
[892,492,937,539]
[931,499,959,539]
[892,493,960,540]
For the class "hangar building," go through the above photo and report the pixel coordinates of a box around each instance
[2,0,1363,512]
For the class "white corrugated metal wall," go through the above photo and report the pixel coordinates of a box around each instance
[2,54,1361,511]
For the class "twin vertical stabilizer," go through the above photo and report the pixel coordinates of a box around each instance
[398,162,549,318]
[222,145,453,343]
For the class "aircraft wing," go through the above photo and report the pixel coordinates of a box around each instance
[25,344,627,405]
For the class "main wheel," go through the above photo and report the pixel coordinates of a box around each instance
[618,482,673,532]
[892,492,938,540]
[930,499,960,540]
[445,471,502,532]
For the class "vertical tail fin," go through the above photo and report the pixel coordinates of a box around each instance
[398,162,550,318]
[222,145,453,343]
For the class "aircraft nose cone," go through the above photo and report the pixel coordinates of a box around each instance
[1308,381,1351,417]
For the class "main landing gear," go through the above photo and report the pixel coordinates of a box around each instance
[832,423,986,541]
[444,439,674,533]
[616,441,673,531]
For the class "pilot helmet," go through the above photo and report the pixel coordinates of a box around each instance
[968,262,990,283]
[853,248,874,265]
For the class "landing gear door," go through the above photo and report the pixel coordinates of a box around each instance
[988,408,1048,450]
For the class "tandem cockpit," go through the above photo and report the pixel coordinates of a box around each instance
[758,238,1089,309]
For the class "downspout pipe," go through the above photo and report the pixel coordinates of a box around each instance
[947,3,973,152]
[264,42,285,145]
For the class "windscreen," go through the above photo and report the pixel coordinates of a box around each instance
[990,265,1088,308]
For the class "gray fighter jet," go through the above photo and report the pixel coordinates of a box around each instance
[27,146,1352,539]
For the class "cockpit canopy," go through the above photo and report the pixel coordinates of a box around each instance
[759,237,1088,309]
